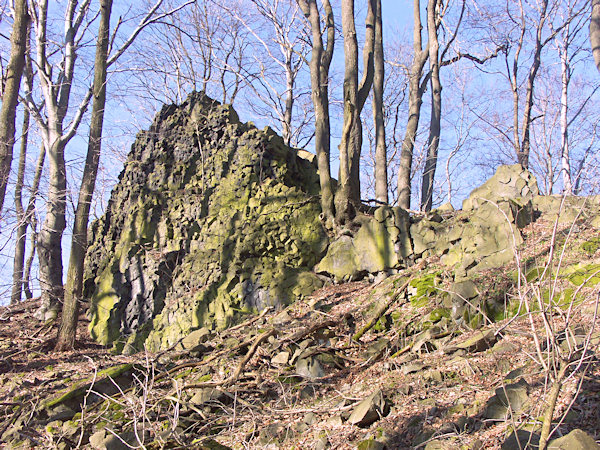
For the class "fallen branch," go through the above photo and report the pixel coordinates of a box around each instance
[183,328,277,390]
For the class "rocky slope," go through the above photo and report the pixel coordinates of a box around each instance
[9,92,597,448]
[1,209,599,449]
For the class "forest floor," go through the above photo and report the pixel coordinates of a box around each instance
[1,216,600,449]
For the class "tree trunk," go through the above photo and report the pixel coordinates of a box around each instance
[57,0,113,351]
[397,0,428,210]
[0,0,29,215]
[420,0,441,212]
[519,0,549,168]
[297,0,335,223]
[372,0,387,204]
[23,211,38,299]
[591,0,600,73]
[339,0,359,214]
[349,0,375,204]
[337,0,375,220]
[35,137,67,321]
[11,105,30,305]
[559,37,572,194]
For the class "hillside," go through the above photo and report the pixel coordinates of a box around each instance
[1,210,599,449]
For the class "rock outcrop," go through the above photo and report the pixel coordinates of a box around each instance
[84,92,327,352]
[84,92,600,354]
[318,164,540,282]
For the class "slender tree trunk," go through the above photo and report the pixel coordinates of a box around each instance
[283,55,294,146]
[591,0,600,73]
[348,0,375,204]
[12,143,45,302]
[11,24,34,305]
[372,0,387,204]
[11,109,30,305]
[57,0,113,351]
[559,41,572,194]
[0,0,29,215]
[23,211,38,299]
[338,0,359,217]
[397,0,428,210]
[519,0,549,168]
[421,0,441,212]
[337,0,375,220]
[297,0,335,223]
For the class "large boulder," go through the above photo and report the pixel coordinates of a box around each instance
[316,206,411,281]
[462,164,539,211]
[84,92,327,352]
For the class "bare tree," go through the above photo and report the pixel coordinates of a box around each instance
[56,0,113,351]
[130,0,248,106]
[397,0,429,210]
[420,0,441,212]
[26,0,193,320]
[336,0,375,223]
[297,0,335,223]
[372,0,387,204]
[0,0,29,216]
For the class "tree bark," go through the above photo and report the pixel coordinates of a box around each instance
[0,0,29,215]
[372,0,387,204]
[348,0,375,204]
[397,0,429,210]
[420,0,441,212]
[297,0,335,223]
[591,0,600,73]
[56,0,113,351]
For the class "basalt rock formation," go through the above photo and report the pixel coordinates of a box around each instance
[85,92,600,355]
[84,92,327,352]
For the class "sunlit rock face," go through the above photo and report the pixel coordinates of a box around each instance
[84,92,327,352]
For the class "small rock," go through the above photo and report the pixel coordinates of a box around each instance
[89,430,130,450]
[425,369,443,383]
[271,351,290,366]
[179,327,211,352]
[356,438,385,450]
[548,429,600,449]
[190,388,223,405]
[47,404,76,422]
[315,435,331,450]
[348,389,391,428]
[402,362,426,375]
[445,329,498,354]
[425,439,458,450]
[483,378,529,420]
[296,357,325,379]
[272,310,292,325]
[501,430,540,450]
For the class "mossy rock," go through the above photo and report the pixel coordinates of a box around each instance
[408,272,441,307]
[85,92,328,352]
[565,263,600,287]
[43,363,134,411]
[581,237,600,256]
